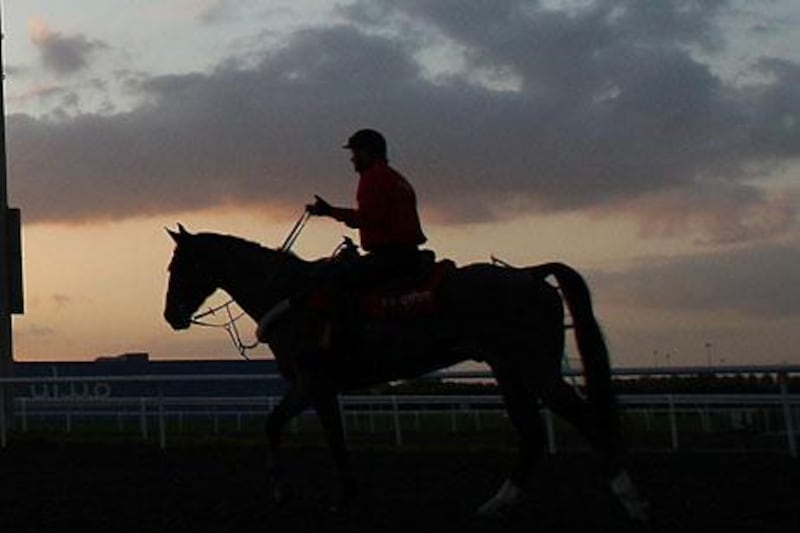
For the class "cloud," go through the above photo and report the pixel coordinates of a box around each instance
[198,0,264,24]
[594,243,800,318]
[8,0,800,243]
[9,25,424,223]
[51,293,71,308]
[198,0,242,24]
[29,18,108,77]
[8,84,67,106]
[610,184,799,245]
[17,324,57,338]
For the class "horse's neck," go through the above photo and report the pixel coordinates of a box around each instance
[215,244,307,321]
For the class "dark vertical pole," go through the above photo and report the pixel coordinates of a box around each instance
[0,4,15,424]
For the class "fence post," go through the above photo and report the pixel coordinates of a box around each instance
[391,395,403,447]
[158,385,166,450]
[544,408,556,454]
[139,398,148,441]
[668,394,679,451]
[0,382,6,448]
[778,372,797,458]
[20,397,27,433]
[338,395,347,440]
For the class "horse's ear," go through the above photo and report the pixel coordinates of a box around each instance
[166,224,190,244]
[166,227,180,244]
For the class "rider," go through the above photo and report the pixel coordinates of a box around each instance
[307,128,427,288]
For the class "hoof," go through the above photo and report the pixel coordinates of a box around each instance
[328,477,358,514]
[478,479,532,516]
[623,499,651,524]
[610,470,651,524]
[270,481,295,507]
[327,502,350,515]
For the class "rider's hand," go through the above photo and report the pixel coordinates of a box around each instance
[306,195,333,217]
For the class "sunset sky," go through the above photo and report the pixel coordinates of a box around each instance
[3,0,800,367]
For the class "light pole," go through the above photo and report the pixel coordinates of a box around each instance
[0,3,12,386]
[0,4,25,426]
[705,342,713,368]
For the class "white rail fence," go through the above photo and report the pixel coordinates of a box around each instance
[1,365,798,457]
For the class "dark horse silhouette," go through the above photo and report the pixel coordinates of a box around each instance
[163,224,648,522]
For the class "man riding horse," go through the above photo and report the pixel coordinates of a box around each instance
[165,129,649,524]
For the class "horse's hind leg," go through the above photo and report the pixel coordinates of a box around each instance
[306,384,357,513]
[478,361,546,515]
[539,371,650,522]
[265,386,309,504]
[539,377,622,473]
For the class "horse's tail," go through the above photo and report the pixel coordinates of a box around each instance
[528,262,617,420]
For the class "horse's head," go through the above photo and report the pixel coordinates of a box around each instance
[163,224,219,330]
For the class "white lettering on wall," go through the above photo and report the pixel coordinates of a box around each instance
[29,382,113,400]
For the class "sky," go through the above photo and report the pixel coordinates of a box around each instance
[2,0,800,367]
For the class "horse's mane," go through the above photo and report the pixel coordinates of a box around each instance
[195,231,268,253]
[192,231,305,270]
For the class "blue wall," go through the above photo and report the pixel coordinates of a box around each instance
[12,357,289,400]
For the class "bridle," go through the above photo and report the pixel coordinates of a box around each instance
[190,299,258,359]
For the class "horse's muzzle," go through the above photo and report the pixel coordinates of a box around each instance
[164,307,192,330]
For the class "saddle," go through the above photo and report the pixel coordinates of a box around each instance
[358,257,455,319]
[307,251,455,321]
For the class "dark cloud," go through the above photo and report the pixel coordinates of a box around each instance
[198,0,256,25]
[8,0,800,242]
[30,20,108,77]
[594,243,800,318]
[610,184,798,244]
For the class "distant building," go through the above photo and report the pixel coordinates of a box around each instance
[13,353,288,400]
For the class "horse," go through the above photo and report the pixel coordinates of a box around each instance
[162,224,649,522]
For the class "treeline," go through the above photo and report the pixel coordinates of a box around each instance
[612,374,795,394]
[364,373,798,396]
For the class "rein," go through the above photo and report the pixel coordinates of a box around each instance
[191,300,258,359]
[281,210,310,251]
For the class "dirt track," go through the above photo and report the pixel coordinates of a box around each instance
[0,440,797,532]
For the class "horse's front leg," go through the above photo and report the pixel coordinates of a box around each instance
[265,386,309,505]
[309,387,356,513]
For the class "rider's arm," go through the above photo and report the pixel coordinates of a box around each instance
[307,196,359,225]
[329,206,358,227]
[330,172,386,230]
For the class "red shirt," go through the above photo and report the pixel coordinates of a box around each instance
[331,162,426,252]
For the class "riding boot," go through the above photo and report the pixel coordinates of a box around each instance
[325,287,357,352]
